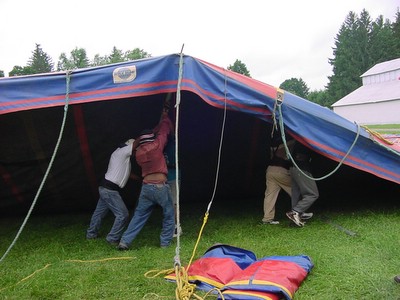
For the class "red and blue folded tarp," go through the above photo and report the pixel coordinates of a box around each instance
[165,244,313,299]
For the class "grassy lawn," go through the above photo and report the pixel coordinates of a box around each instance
[364,124,400,134]
[0,200,400,299]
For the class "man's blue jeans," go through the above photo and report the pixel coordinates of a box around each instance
[86,186,129,243]
[120,183,175,247]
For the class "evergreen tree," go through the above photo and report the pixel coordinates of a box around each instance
[108,46,125,64]
[227,59,251,77]
[391,9,400,57]
[91,54,109,67]
[28,43,54,74]
[279,78,309,99]
[327,11,370,106]
[369,15,396,64]
[356,9,373,71]
[326,9,399,107]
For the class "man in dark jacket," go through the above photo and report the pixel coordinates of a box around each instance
[118,110,174,250]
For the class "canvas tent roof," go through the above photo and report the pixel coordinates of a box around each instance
[0,54,399,213]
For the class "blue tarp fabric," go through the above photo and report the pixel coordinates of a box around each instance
[1,54,399,185]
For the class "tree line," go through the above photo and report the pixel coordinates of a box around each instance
[282,9,400,107]
[1,8,399,108]
[4,46,151,77]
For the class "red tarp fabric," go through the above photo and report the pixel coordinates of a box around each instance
[165,244,313,299]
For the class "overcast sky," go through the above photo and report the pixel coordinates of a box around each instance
[0,0,398,90]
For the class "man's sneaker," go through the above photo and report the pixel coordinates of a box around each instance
[301,212,314,220]
[117,242,129,251]
[173,225,182,238]
[262,220,280,225]
[286,210,304,227]
[394,275,400,283]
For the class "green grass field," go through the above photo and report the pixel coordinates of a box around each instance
[1,200,400,300]
[364,124,400,134]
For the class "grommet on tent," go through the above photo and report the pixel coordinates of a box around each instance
[271,88,285,133]
[276,88,285,103]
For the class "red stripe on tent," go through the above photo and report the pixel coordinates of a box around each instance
[0,81,177,110]
[372,135,400,152]
[2,80,273,120]
[0,165,24,203]
[311,138,400,180]
[0,87,179,115]
[181,81,272,116]
[73,105,98,198]
[291,133,400,183]
[0,95,66,108]
[197,57,278,99]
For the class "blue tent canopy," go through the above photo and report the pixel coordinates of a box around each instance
[0,54,399,213]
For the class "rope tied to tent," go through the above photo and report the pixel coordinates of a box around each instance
[274,90,361,181]
[145,50,227,299]
[163,49,227,300]
[0,71,72,264]
[174,45,185,271]
[169,45,203,300]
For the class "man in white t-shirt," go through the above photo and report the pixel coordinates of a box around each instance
[86,139,135,245]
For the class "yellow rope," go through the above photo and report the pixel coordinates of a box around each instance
[173,212,211,300]
[0,263,52,292]
[144,211,225,300]
[361,125,395,145]
[145,268,175,279]
[0,256,134,292]
[142,292,172,299]
[162,60,228,300]
[19,263,52,282]
[145,54,228,300]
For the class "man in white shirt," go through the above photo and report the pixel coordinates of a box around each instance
[86,139,135,245]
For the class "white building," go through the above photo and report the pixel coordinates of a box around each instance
[332,58,400,125]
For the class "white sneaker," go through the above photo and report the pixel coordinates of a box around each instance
[262,220,280,225]
[286,210,304,227]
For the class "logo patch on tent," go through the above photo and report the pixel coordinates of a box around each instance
[113,66,137,83]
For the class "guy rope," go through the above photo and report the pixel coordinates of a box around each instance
[273,89,361,181]
[145,46,227,300]
[0,71,72,264]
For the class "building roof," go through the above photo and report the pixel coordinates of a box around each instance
[333,57,400,107]
[362,58,400,77]
[332,79,400,107]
